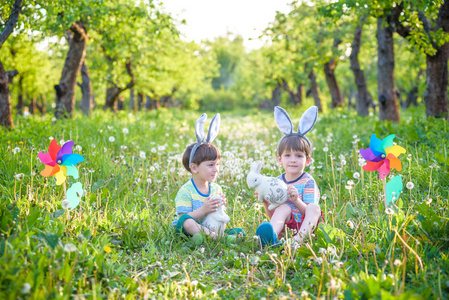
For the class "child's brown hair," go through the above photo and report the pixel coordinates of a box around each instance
[278,135,312,158]
[182,143,221,172]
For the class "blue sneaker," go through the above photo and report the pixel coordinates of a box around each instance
[256,222,278,246]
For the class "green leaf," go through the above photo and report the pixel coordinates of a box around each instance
[44,233,59,249]
[52,209,65,219]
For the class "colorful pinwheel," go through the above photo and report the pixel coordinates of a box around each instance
[38,139,84,185]
[359,134,406,179]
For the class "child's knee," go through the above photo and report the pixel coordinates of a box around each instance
[183,218,196,229]
[306,203,321,216]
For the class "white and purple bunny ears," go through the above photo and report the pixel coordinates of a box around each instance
[189,113,221,165]
[274,106,318,153]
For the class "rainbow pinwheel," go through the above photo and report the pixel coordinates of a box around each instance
[38,140,84,185]
[359,134,406,179]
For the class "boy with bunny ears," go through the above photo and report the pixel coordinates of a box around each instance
[171,113,244,244]
[256,106,322,247]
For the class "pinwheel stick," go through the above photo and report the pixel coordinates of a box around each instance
[382,178,387,210]
[63,181,70,219]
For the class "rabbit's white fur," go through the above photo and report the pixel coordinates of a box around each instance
[247,161,288,210]
[201,195,230,234]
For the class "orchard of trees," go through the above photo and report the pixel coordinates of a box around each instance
[1,0,449,128]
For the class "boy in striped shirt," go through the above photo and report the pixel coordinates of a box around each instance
[256,135,322,246]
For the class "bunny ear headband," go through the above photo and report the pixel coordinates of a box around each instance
[189,113,221,165]
[274,106,318,154]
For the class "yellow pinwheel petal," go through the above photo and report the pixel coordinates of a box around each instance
[54,169,67,185]
[59,165,67,176]
[385,145,406,157]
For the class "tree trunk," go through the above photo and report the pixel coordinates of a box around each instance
[377,17,400,122]
[0,0,23,128]
[103,59,136,111]
[16,77,24,115]
[145,95,159,110]
[54,21,87,119]
[129,88,135,111]
[350,19,370,117]
[323,60,344,108]
[271,85,281,107]
[77,60,93,116]
[29,97,37,114]
[308,69,322,112]
[137,92,143,111]
[0,62,17,127]
[280,78,303,106]
[38,94,46,115]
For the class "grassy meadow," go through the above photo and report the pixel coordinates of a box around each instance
[0,106,448,299]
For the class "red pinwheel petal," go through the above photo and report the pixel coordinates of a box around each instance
[57,141,74,162]
[377,159,390,179]
[387,153,402,171]
[362,161,383,171]
[40,164,60,177]
[49,139,61,161]
[38,152,56,166]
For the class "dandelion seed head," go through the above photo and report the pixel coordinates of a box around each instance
[109,136,115,142]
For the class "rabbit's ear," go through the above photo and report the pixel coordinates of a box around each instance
[250,161,261,173]
[195,113,207,143]
[298,106,318,135]
[206,113,220,143]
[256,161,262,173]
[274,106,293,135]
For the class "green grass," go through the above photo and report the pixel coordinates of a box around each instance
[0,106,448,299]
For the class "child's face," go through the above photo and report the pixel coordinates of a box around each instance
[277,149,311,176]
[191,159,220,182]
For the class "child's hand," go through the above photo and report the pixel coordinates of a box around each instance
[220,193,227,206]
[287,185,299,202]
[254,190,259,200]
[202,196,221,214]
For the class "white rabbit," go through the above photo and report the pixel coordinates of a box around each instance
[246,161,288,211]
[201,195,230,234]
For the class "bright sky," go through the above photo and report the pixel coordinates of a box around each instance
[160,0,292,50]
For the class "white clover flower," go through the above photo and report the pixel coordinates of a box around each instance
[139,151,146,159]
[353,172,360,179]
[13,147,20,154]
[426,198,433,205]
[64,243,77,252]
[393,259,402,267]
[14,173,25,181]
[48,136,54,140]
[406,182,414,189]
[109,136,115,142]
[123,128,129,134]
[62,199,70,210]
[301,290,308,297]
[385,208,394,215]
[21,283,31,294]
[347,220,354,229]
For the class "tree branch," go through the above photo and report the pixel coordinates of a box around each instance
[124,59,136,90]
[0,0,23,49]
[436,0,449,32]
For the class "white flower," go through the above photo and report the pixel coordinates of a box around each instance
[139,151,146,159]
[121,145,127,150]
[20,283,31,294]
[109,136,115,142]
[64,243,77,252]
[315,257,323,265]
[323,147,329,152]
[59,139,65,145]
[393,259,402,267]
[14,173,25,181]
[147,178,152,184]
[385,208,394,215]
[149,166,155,172]
[158,145,166,151]
[151,148,157,153]
[406,182,414,189]
[75,145,82,152]
[123,128,129,134]
[62,199,70,210]
[353,172,360,179]
[13,147,20,154]
[91,143,96,148]
[426,198,433,205]
[318,248,327,254]
[358,158,366,167]
[347,220,354,229]
[300,290,308,297]
[108,125,113,130]
[48,136,54,140]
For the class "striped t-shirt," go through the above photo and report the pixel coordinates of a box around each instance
[279,172,320,222]
[171,178,223,226]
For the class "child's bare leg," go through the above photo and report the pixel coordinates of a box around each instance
[183,219,218,240]
[270,204,292,236]
[294,203,321,244]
